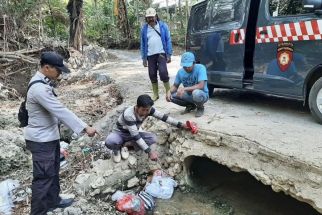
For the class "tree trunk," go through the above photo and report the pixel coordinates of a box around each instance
[117,0,132,43]
[67,0,84,51]
[179,0,183,29]
[135,0,139,26]
[185,0,189,24]
[185,0,189,46]
[47,0,57,37]
[166,0,169,21]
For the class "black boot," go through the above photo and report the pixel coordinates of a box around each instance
[195,105,205,117]
[181,104,197,115]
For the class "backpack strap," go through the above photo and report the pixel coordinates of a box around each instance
[151,26,161,37]
[25,80,48,99]
[27,80,47,93]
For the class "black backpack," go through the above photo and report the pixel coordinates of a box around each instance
[18,80,46,128]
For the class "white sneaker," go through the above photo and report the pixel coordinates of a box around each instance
[113,150,121,163]
[121,147,129,160]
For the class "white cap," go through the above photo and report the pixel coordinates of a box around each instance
[145,8,156,17]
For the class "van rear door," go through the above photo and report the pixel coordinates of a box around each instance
[187,0,249,89]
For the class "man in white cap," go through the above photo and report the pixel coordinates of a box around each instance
[166,52,209,117]
[140,7,172,101]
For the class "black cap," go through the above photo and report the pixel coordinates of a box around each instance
[40,51,70,73]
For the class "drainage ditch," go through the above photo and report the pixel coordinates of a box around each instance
[174,156,319,215]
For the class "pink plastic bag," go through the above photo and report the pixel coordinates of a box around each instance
[116,194,145,215]
[153,169,167,177]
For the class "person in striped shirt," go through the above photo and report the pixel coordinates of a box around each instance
[105,94,187,163]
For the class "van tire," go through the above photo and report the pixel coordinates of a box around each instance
[208,84,215,98]
[308,77,322,124]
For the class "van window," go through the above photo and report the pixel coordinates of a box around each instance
[191,4,209,32]
[206,0,245,26]
[269,0,308,17]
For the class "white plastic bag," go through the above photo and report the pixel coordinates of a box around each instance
[60,141,69,169]
[111,190,126,201]
[145,176,177,199]
[0,179,20,215]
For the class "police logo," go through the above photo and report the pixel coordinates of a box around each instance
[277,42,294,72]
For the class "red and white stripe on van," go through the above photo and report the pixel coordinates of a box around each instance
[230,20,322,45]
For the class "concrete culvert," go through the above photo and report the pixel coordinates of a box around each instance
[184,156,320,215]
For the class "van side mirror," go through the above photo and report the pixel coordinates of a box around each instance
[303,0,322,14]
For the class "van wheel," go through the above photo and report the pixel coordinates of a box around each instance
[208,84,215,98]
[308,77,322,124]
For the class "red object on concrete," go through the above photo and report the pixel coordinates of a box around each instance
[186,120,198,134]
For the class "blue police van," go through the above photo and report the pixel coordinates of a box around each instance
[186,0,322,123]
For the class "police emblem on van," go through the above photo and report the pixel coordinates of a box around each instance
[277,42,294,72]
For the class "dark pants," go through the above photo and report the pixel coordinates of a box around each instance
[26,140,61,215]
[147,53,169,83]
[105,131,156,151]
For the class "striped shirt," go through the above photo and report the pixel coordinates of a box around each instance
[115,106,182,152]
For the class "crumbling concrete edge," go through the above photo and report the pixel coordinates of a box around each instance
[142,117,322,214]
[176,129,322,213]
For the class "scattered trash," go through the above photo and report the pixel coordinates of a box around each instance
[138,191,155,211]
[60,158,68,169]
[112,189,155,213]
[152,169,168,177]
[71,132,79,140]
[60,141,69,169]
[0,179,20,215]
[145,173,177,199]
[60,141,69,150]
[82,147,92,156]
[115,193,145,215]
[111,190,126,202]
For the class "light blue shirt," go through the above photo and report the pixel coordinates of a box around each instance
[147,22,165,56]
[174,64,209,94]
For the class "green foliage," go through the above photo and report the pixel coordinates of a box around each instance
[81,0,200,47]
[2,0,38,16]
[43,0,69,40]
[0,0,200,48]
[83,0,112,41]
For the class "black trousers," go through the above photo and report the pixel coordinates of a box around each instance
[26,139,61,215]
[147,53,169,83]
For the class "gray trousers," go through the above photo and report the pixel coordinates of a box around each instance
[105,131,156,151]
[26,139,61,215]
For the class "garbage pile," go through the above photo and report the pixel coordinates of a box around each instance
[0,179,20,215]
[113,169,177,215]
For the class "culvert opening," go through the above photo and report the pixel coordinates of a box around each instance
[184,156,319,215]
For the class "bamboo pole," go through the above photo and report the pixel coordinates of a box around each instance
[166,0,170,21]
[136,0,139,26]
[3,15,7,52]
